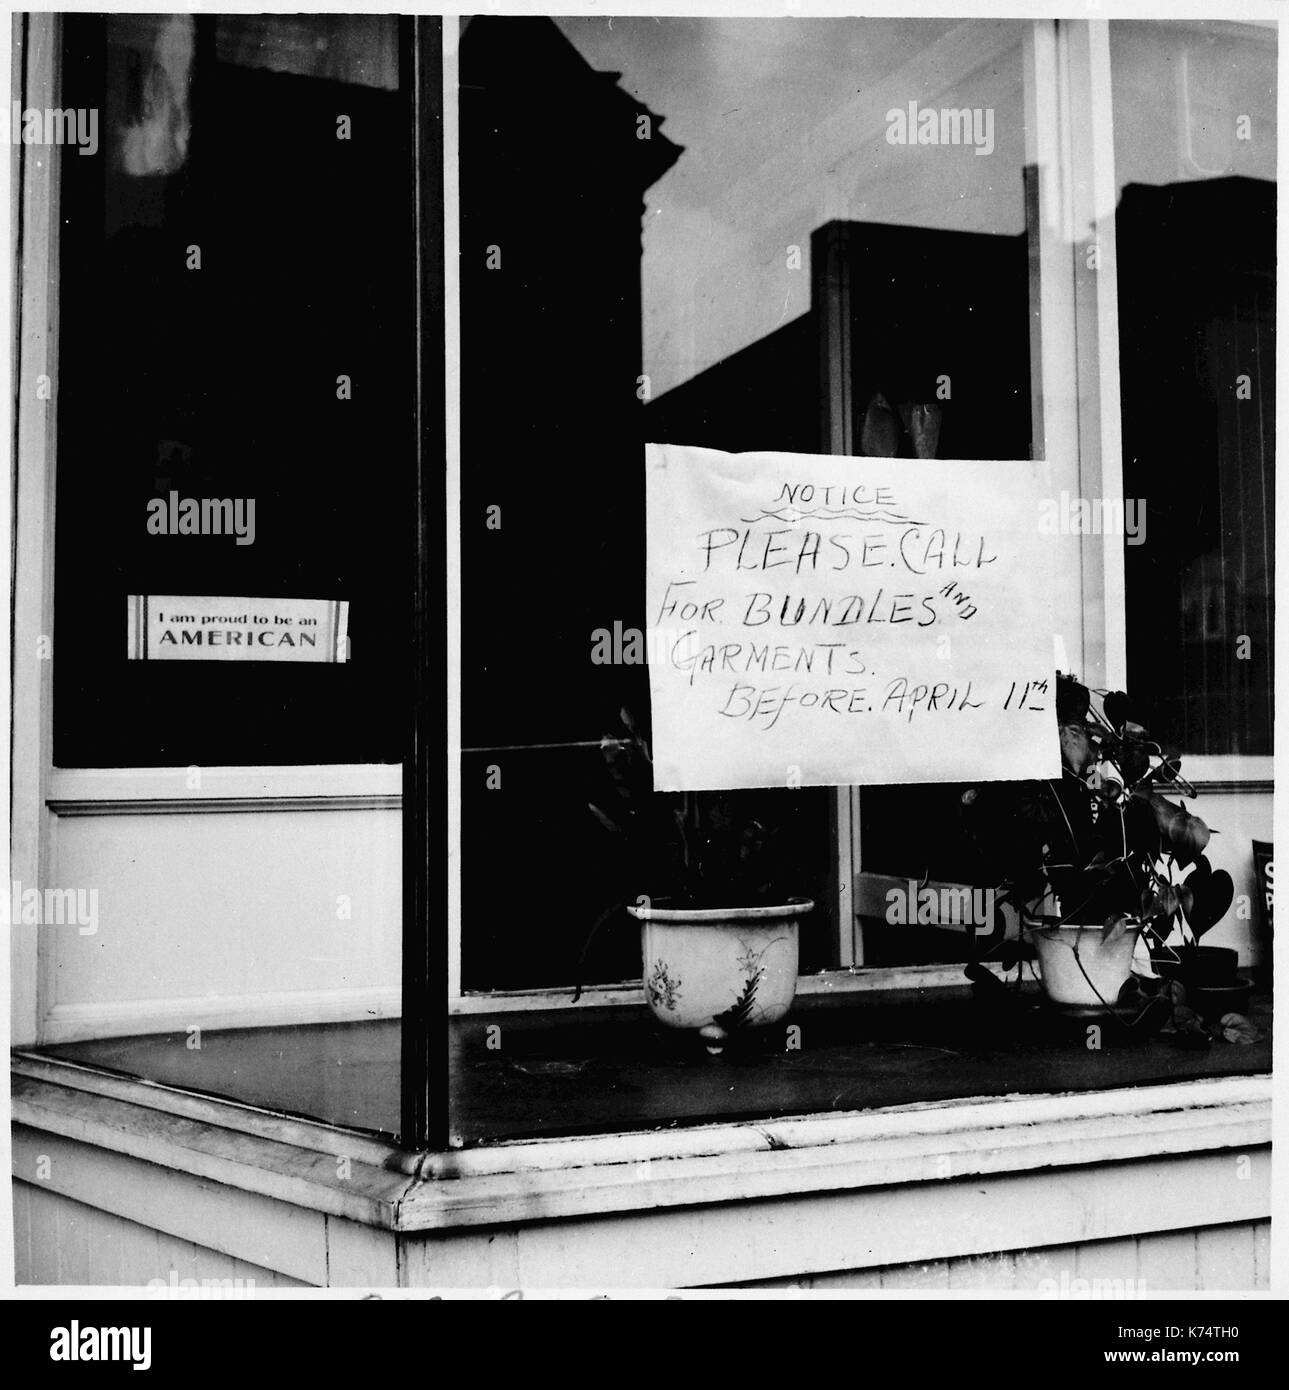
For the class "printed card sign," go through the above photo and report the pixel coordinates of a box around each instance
[126,595,349,663]
[645,443,1059,791]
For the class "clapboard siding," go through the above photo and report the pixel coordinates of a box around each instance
[733,1224,1270,1291]
[11,1176,1271,1292]
[15,1173,1268,1292]
[14,1182,308,1288]
[11,1126,401,1287]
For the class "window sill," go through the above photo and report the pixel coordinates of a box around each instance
[451,963,999,1014]
[1179,755,1274,793]
[40,982,1272,1139]
[46,764,402,814]
[12,1050,1271,1236]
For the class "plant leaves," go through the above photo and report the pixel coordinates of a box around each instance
[1188,869,1234,939]
[1219,1013,1261,1045]
[1171,1027,1211,1050]
[1055,674,1090,724]
[1186,854,1212,888]
[1141,880,1180,922]
[1167,810,1211,868]
[1059,723,1095,776]
[1101,912,1135,951]
[1103,691,1131,730]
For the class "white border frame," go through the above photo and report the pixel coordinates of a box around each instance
[10,12,61,1046]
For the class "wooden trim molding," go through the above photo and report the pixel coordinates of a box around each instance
[47,764,402,812]
[1183,756,1275,787]
[49,794,402,816]
[11,1053,1272,1237]
[38,966,1016,1043]
[13,1052,414,1171]
[10,10,64,1045]
[449,963,1009,1015]
[1187,781,1274,796]
[40,987,402,1044]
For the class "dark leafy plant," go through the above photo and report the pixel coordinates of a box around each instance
[576,708,802,1001]
[962,673,1227,944]
[960,673,1254,1042]
[588,707,797,909]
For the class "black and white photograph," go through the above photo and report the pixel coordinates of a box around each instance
[2,0,1283,1347]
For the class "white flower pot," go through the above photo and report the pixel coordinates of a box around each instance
[1027,919,1142,1012]
[628,899,812,1054]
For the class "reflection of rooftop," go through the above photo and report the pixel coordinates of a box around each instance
[460,16,682,193]
[648,217,1032,463]
[1116,176,1274,278]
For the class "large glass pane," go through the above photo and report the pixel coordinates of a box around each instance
[454,15,1040,1131]
[55,13,411,768]
[458,17,1036,992]
[452,17,1272,1148]
[1112,20,1275,757]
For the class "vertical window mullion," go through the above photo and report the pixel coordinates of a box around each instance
[1065,18,1129,691]
[1025,18,1085,686]
[11,11,64,1046]
[815,220,860,967]
[442,16,463,1010]
[405,13,449,1152]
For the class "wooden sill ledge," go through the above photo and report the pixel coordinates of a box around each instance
[12,1051,1272,1234]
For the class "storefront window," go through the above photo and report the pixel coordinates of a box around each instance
[15,15,1273,1153]
[459,15,1034,991]
[1111,20,1275,758]
[446,16,1271,1146]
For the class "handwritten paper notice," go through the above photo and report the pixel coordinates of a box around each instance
[645,443,1058,791]
[126,595,349,663]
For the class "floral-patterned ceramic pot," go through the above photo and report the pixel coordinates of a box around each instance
[628,899,812,1054]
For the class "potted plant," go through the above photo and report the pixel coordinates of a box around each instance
[585,708,813,1055]
[961,674,1254,1041]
